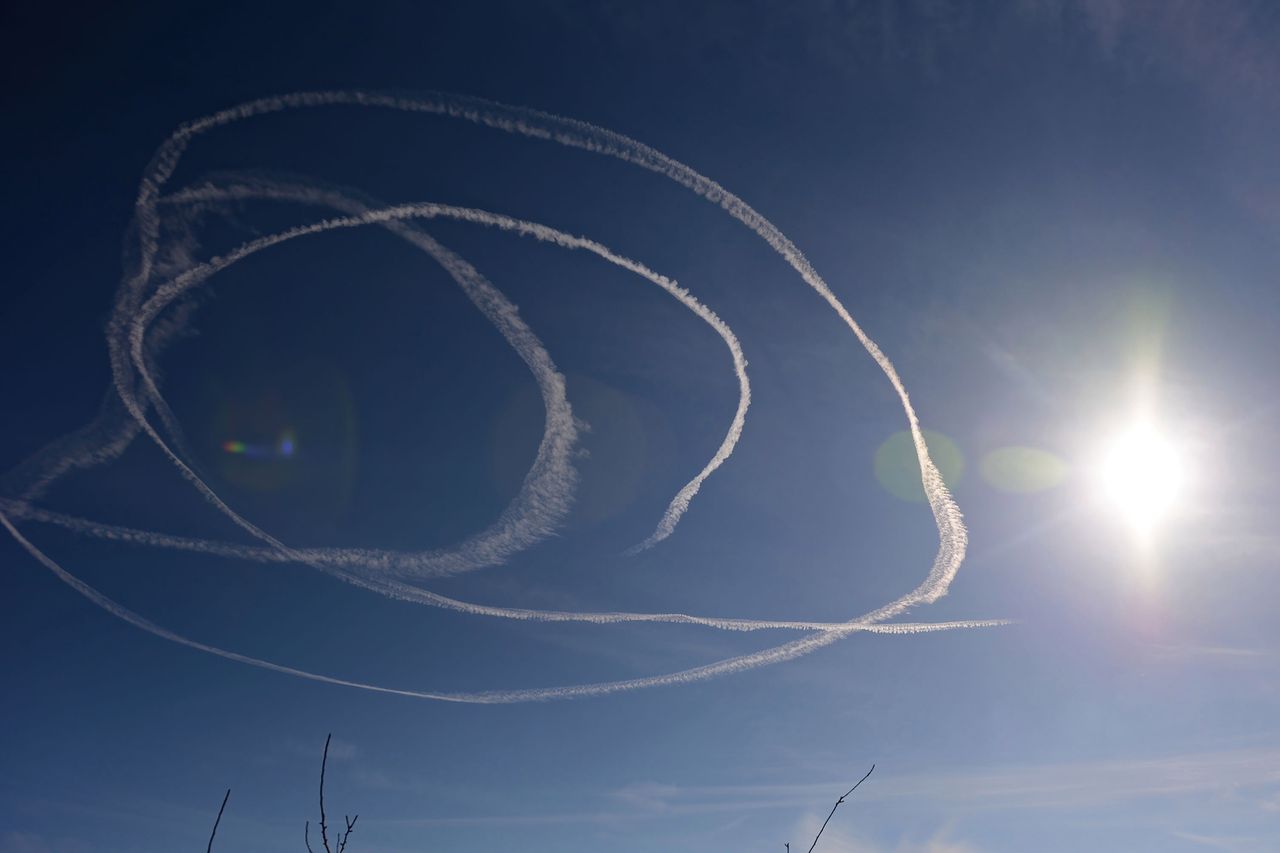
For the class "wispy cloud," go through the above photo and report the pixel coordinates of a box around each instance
[609,745,1280,815]
[281,735,360,762]
[787,815,983,853]
[0,833,90,853]
[1072,0,1279,102]
[363,745,1280,831]
[1144,643,1277,666]
[1170,830,1274,853]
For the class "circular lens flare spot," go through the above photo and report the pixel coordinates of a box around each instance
[874,429,964,503]
[980,446,1069,494]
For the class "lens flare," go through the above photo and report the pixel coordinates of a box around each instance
[221,431,297,460]
[979,446,1068,494]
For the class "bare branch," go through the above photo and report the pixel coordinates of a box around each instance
[337,814,359,853]
[319,734,332,853]
[206,789,230,853]
[307,733,357,852]
[807,764,875,853]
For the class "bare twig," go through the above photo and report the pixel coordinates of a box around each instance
[308,733,358,853]
[206,789,230,853]
[807,764,875,853]
[337,815,359,853]
[319,734,332,853]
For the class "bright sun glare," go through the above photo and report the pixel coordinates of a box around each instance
[1098,422,1187,533]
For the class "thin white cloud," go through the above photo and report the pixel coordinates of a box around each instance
[788,814,983,853]
[1170,831,1272,853]
[1144,643,1276,665]
[0,833,90,853]
[608,746,1280,814]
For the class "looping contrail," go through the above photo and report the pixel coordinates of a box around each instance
[0,90,994,703]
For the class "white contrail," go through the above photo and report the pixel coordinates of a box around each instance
[0,91,984,702]
[111,91,754,555]
[1,512,1005,704]
[0,496,1007,635]
[0,172,794,633]
[126,89,963,579]
[167,173,751,570]
[0,294,199,502]
[110,194,749,585]
[3,195,867,631]
[156,175,585,581]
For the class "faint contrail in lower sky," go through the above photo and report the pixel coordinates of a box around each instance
[1,91,988,702]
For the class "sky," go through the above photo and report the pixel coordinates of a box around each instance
[2,1,1280,850]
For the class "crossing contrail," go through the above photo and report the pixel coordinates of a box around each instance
[1,513,1004,704]
[1,90,989,702]
[0,496,1004,635]
[112,196,747,583]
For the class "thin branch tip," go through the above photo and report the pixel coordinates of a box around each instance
[205,788,231,853]
[806,764,876,853]
[310,733,357,853]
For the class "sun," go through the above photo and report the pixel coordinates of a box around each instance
[1097,422,1187,533]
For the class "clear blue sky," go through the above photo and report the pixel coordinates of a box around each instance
[2,2,1279,851]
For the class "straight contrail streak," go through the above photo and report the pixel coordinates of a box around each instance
[1,90,987,702]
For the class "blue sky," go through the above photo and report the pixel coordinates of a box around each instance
[2,1,1279,850]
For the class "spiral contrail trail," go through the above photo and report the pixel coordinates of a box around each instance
[1,91,987,703]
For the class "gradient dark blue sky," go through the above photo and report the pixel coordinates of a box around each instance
[3,2,1280,851]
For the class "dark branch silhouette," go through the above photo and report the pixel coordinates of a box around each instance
[319,733,331,852]
[306,733,359,853]
[337,815,359,853]
[806,764,875,853]
[206,789,230,853]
